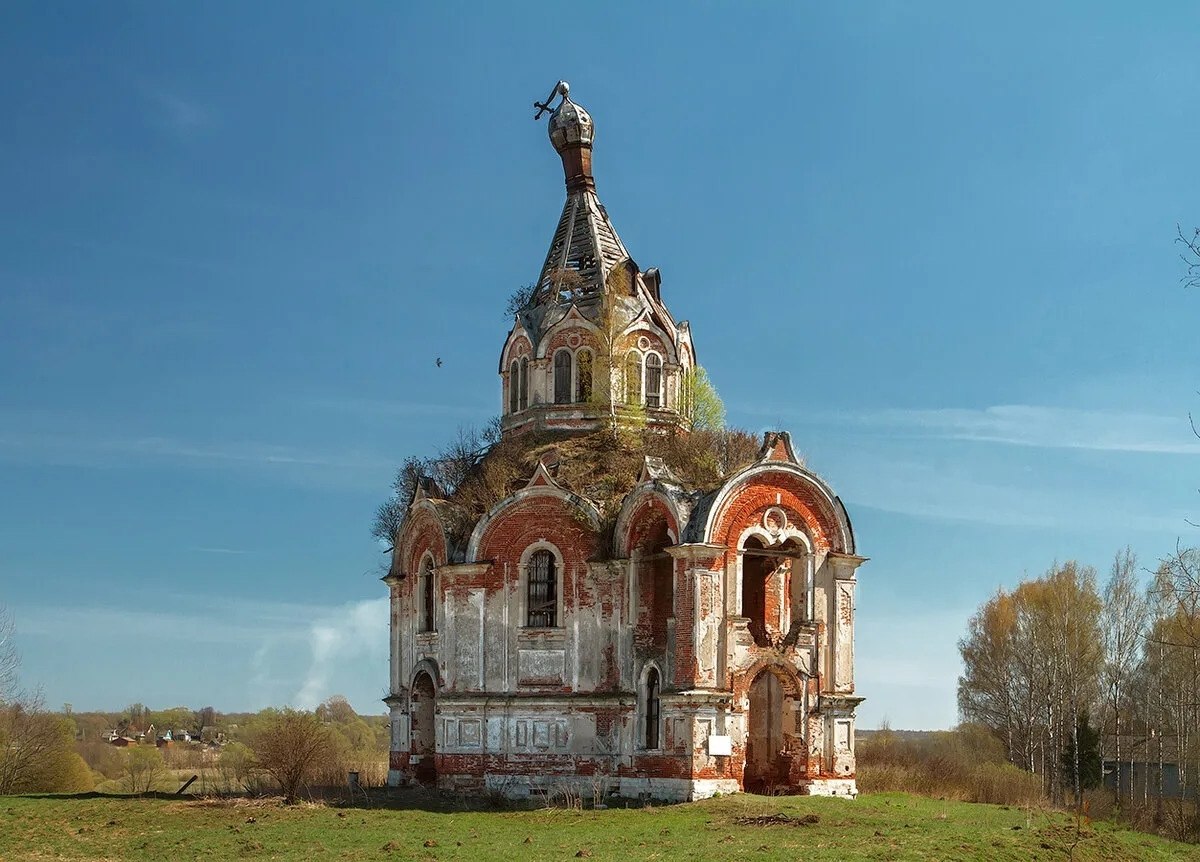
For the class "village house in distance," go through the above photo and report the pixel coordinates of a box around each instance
[384,82,866,801]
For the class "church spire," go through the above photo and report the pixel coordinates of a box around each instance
[531,82,629,305]
[499,82,696,438]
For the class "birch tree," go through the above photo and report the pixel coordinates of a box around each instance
[1100,548,1148,803]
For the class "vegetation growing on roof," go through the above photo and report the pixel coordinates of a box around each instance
[371,422,768,556]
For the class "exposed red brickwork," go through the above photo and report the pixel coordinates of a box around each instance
[502,334,533,367]
[398,506,448,577]
[545,326,596,356]
[478,492,598,579]
[711,470,844,554]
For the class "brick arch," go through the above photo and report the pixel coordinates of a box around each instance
[498,331,533,372]
[613,487,681,558]
[705,465,854,555]
[398,501,449,577]
[409,657,442,691]
[466,485,601,564]
[738,657,805,698]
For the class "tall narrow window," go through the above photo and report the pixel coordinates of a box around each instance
[624,352,641,405]
[645,353,663,409]
[508,360,519,414]
[518,357,529,410]
[576,349,593,403]
[527,549,557,627]
[645,667,661,749]
[553,350,572,404]
[418,558,435,633]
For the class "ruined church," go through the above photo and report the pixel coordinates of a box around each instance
[384,83,865,800]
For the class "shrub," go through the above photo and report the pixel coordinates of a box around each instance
[857,724,1045,806]
[245,709,333,803]
[124,745,164,793]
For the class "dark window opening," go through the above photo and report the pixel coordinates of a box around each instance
[742,538,769,647]
[518,357,528,410]
[508,360,519,414]
[645,667,661,750]
[527,549,557,627]
[553,351,572,404]
[645,353,662,409]
[419,559,435,633]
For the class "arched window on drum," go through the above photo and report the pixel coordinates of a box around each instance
[553,350,573,405]
[644,352,663,409]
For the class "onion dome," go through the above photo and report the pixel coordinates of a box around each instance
[547,82,594,152]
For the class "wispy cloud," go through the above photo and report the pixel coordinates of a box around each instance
[12,595,388,712]
[0,412,394,490]
[846,405,1200,455]
[192,547,251,556]
[144,88,213,136]
[745,403,1200,456]
[294,598,388,709]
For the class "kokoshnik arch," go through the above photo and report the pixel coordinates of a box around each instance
[383,82,866,801]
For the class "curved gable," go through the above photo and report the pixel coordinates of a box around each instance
[700,462,855,555]
[466,480,601,563]
[397,499,450,576]
[613,485,683,558]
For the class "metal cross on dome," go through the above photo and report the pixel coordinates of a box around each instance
[533,80,570,120]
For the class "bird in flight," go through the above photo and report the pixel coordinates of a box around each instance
[436,358,443,368]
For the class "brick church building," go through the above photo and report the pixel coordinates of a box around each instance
[384,83,865,800]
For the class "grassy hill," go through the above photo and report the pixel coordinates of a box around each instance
[1,791,1194,861]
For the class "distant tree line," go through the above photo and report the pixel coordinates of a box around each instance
[957,546,1200,811]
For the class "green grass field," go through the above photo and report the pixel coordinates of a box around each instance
[1,792,1194,861]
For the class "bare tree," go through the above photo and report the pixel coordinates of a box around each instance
[0,603,17,702]
[1178,224,1200,290]
[1100,548,1148,804]
[246,708,334,803]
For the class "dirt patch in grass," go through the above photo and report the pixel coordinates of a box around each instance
[733,813,821,827]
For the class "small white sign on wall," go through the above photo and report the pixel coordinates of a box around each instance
[708,735,732,756]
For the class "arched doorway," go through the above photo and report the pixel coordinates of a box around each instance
[410,670,437,785]
[744,669,785,793]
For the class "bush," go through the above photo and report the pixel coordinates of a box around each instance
[245,708,333,803]
[124,746,164,793]
[857,724,1045,806]
[0,703,94,794]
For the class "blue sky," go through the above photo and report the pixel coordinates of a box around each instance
[1,3,1197,728]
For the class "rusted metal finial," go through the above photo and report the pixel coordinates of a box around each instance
[533,80,569,120]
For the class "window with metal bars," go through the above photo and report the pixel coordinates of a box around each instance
[526,549,557,627]
[553,350,572,404]
[418,559,435,633]
[645,353,662,409]
[645,667,661,749]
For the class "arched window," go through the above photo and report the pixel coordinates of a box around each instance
[576,349,593,403]
[508,360,519,414]
[553,350,572,404]
[624,352,641,405]
[418,557,435,633]
[526,549,557,627]
[645,353,663,409]
[518,357,529,411]
[644,667,661,749]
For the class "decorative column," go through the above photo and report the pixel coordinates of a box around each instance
[813,552,866,794]
[382,571,408,786]
[665,543,726,689]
